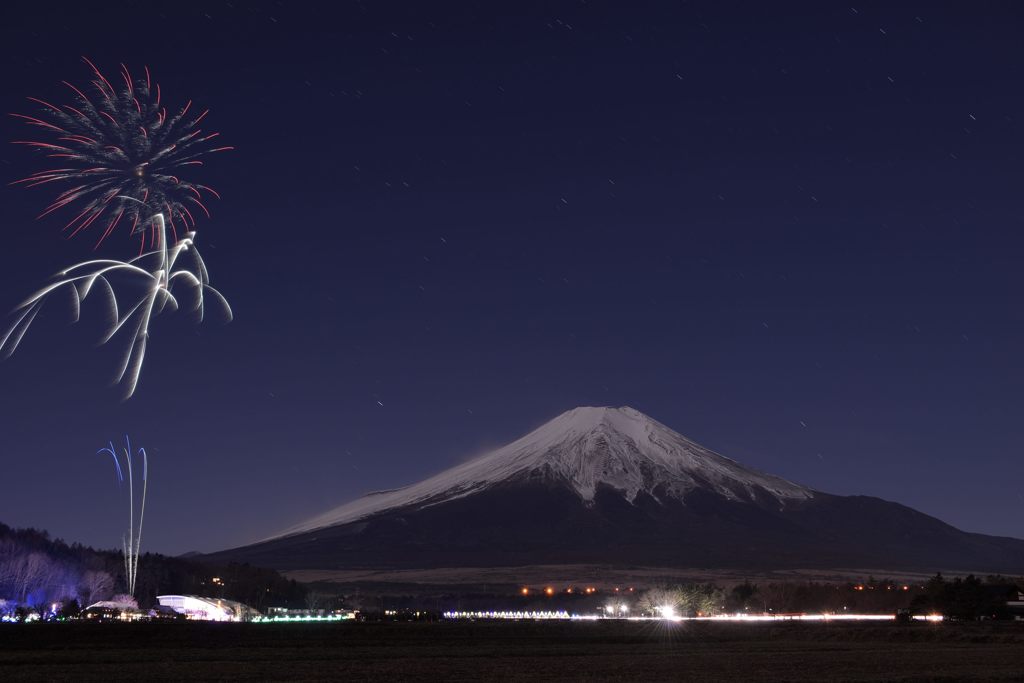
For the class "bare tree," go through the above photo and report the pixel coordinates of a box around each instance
[108,594,139,609]
[12,553,54,603]
[79,570,115,606]
[306,590,326,612]
[638,586,683,616]
[679,584,725,616]
[0,539,21,596]
[760,582,799,613]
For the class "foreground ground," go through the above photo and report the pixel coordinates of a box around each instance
[3,620,1024,681]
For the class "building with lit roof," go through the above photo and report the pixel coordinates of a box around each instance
[156,595,260,622]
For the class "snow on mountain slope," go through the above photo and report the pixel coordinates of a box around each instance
[271,406,814,539]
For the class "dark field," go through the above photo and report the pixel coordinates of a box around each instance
[3,620,1024,681]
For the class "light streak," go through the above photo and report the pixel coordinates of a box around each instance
[255,614,355,623]
[444,610,575,620]
[0,213,231,398]
[442,611,945,623]
[98,435,148,597]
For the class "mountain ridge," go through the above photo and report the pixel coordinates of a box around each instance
[271,406,813,539]
[208,406,1024,573]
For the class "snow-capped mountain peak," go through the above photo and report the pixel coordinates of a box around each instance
[271,406,813,539]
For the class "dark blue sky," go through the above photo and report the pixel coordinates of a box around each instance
[1,2,1022,554]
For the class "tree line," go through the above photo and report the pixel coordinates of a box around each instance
[634,574,1023,618]
[0,523,307,619]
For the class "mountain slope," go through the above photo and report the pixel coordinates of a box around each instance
[274,406,812,538]
[209,407,1024,573]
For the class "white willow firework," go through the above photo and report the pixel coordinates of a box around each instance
[99,436,148,598]
[0,213,231,398]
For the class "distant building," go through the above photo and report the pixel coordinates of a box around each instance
[266,606,325,618]
[1006,589,1024,621]
[156,595,261,622]
[82,599,147,621]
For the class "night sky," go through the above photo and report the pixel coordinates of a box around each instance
[1,2,1022,555]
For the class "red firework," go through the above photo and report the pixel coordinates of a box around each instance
[10,58,232,251]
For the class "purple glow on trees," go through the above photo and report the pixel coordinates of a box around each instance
[0,533,115,618]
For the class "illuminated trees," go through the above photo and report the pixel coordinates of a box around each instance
[637,584,726,617]
[79,570,115,606]
[638,586,682,617]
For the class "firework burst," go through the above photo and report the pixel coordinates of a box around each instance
[0,214,232,398]
[11,57,232,251]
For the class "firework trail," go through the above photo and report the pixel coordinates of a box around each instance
[98,435,148,597]
[11,58,232,250]
[3,61,233,398]
[0,214,232,398]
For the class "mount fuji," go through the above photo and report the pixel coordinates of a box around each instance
[208,407,1024,572]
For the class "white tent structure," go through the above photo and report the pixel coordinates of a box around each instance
[156,595,260,622]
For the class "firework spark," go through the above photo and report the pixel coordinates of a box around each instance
[11,58,231,250]
[99,435,148,597]
[0,214,231,398]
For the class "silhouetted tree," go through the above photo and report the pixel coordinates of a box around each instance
[728,581,759,612]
